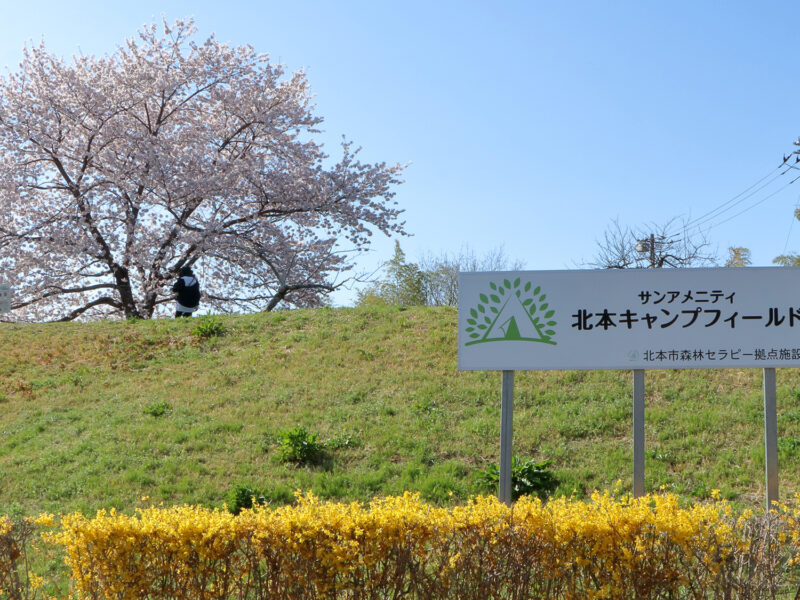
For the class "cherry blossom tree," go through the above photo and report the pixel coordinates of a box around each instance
[0,19,405,321]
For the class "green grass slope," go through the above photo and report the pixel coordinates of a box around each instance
[1,305,799,516]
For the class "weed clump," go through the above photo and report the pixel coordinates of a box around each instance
[479,455,558,501]
[275,425,326,465]
[191,315,226,339]
[143,401,172,417]
[226,484,266,515]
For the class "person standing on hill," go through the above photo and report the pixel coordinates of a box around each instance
[172,266,201,317]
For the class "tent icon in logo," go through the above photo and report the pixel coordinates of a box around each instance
[489,296,543,341]
[464,279,556,346]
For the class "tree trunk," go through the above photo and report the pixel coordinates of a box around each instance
[264,285,288,312]
[141,289,160,319]
[113,266,140,318]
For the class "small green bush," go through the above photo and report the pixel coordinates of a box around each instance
[226,484,266,515]
[276,425,326,465]
[143,401,172,417]
[191,315,226,339]
[479,455,559,501]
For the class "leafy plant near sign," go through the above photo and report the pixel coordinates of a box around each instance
[275,425,327,465]
[479,455,559,501]
[225,484,266,515]
[465,278,556,343]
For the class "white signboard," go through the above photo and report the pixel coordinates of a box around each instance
[458,267,800,370]
[0,284,10,314]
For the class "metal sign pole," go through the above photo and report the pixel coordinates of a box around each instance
[763,367,778,509]
[499,370,514,505]
[633,369,645,498]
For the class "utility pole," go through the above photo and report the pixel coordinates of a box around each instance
[636,233,669,268]
[635,234,658,268]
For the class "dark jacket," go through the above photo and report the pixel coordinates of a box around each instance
[172,273,201,308]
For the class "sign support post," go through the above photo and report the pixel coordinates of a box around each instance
[633,369,645,498]
[764,367,778,510]
[499,370,514,505]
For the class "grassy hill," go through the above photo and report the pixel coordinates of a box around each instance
[2,304,800,516]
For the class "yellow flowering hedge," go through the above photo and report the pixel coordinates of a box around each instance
[1,514,51,600]
[6,491,800,599]
[0,515,17,597]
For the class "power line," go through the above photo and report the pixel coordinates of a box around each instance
[692,173,800,233]
[680,164,784,232]
[669,161,799,239]
[782,196,799,254]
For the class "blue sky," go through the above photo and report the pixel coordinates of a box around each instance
[2,1,799,306]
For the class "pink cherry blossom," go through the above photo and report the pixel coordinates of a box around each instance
[0,19,405,320]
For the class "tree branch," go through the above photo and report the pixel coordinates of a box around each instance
[54,296,121,322]
[10,283,118,310]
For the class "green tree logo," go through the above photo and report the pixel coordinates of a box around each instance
[464,278,556,346]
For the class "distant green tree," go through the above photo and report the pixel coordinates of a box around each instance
[356,241,427,306]
[725,247,752,267]
[357,243,525,307]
